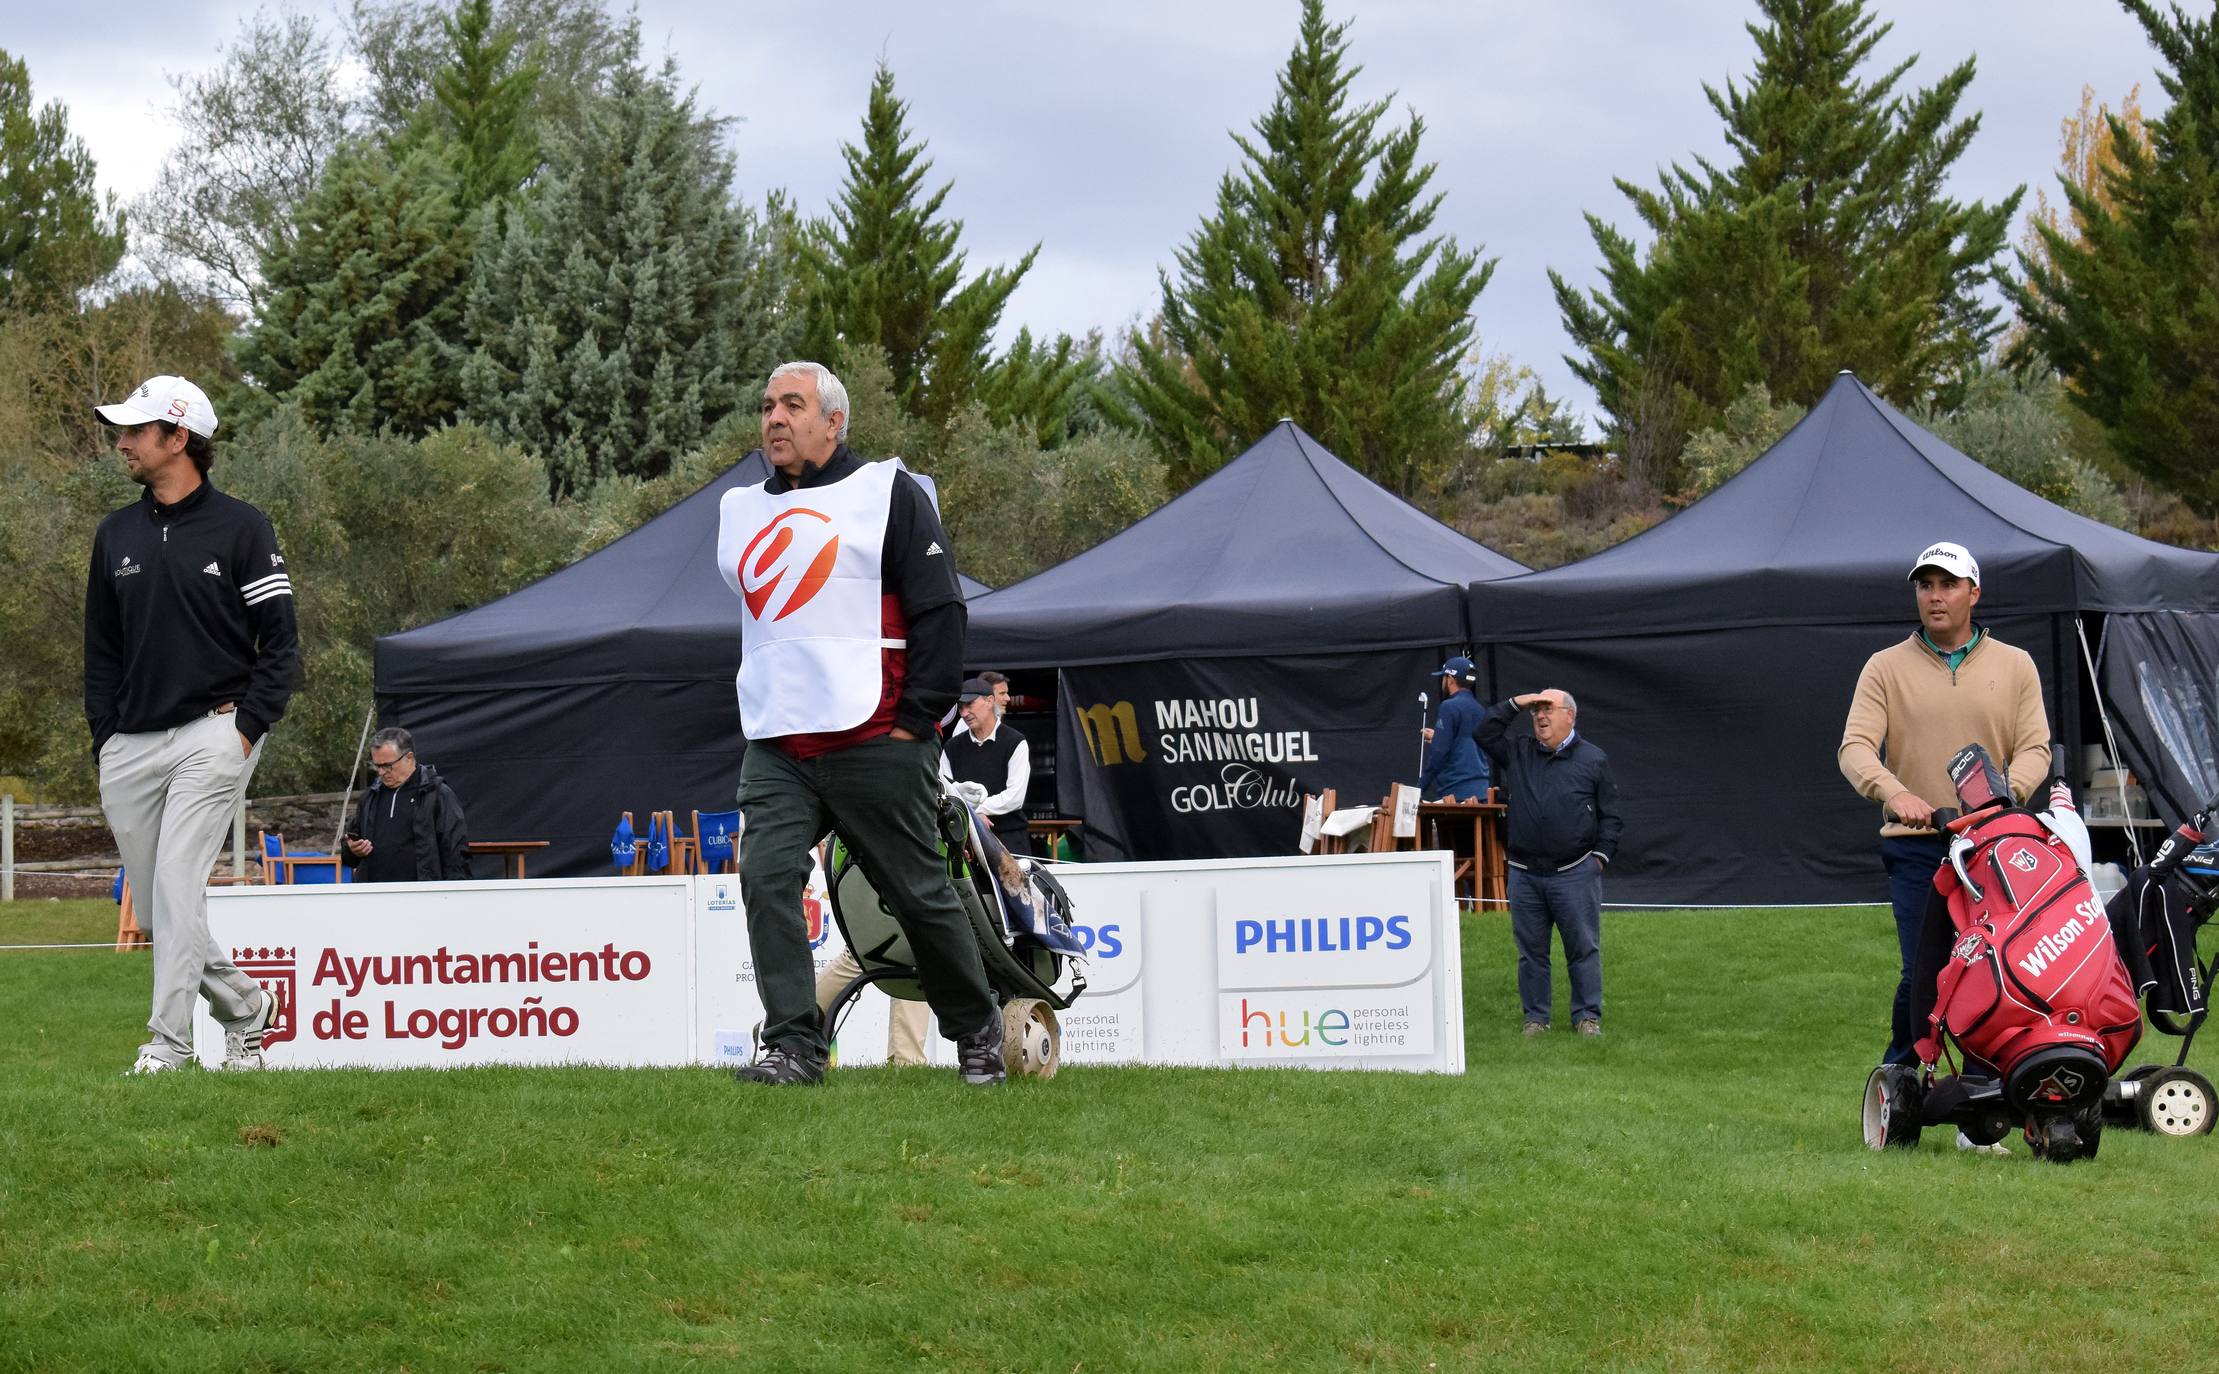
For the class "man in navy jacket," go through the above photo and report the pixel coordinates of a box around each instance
[1477,689,1622,1037]
[1419,656,1490,802]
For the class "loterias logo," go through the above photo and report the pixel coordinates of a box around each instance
[739,508,838,622]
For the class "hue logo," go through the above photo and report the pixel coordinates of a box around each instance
[1233,915,1411,955]
[739,508,838,622]
[1236,997,1352,1048]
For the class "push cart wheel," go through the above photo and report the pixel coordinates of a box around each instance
[2074,1104,2104,1161]
[2121,1063,2163,1085]
[1002,997,1062,1080]
[2139,1068,2217,1137]
[2028,1111,2085,1164]
[1862,1066,1923,1150]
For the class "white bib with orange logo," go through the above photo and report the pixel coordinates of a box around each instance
[717,459,904,739]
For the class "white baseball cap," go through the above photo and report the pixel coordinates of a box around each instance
[1908,540,1979,585]
[94,375,219,438]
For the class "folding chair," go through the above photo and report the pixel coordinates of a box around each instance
[653,810,694,875]
[260,831,345,885]
[115,875,149,951]
[693,809,740,874]
[613,812,647,876]
[1302,788,1339,855]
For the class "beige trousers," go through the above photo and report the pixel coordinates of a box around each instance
[814,947,930,1065]
[98,710,265,1063]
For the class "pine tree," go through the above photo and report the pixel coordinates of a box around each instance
[2009,2,2219,514]
[977,328,1103,448]
[0,49,126,307]
[1551,0,2017,492]
[426,0,540,208]
[1119,0,1491,496]
[236,141,475,437]
[460,38,792,493]
[133,10,356,308]
[798,63,1037,428]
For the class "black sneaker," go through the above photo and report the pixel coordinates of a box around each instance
[955,1012,1007,1086]
[732,1045,825,1086]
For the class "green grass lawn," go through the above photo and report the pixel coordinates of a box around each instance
[2,896,2213,1373]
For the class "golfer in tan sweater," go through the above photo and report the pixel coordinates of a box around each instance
[1839,541,2050,1087]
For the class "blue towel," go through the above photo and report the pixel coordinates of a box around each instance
[645,813,669,873]
[610,814,636,871]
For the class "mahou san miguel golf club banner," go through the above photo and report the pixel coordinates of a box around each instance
[1056,649,1443,861]
[193,854,1462,1074]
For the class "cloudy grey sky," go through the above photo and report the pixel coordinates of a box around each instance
[9,1,2173,422]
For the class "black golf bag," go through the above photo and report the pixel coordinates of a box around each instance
[823,788,1087,1076]
[2101,797,2219,1138]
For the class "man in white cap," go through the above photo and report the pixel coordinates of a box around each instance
[85,375,299,1073]
[1839,541,2049,1145]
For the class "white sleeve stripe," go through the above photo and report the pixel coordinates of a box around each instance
[243,586,295,605]
[241,573,291,593]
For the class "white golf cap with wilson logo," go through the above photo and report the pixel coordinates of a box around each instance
[1908,540,1979,585]
[94,375,219,437]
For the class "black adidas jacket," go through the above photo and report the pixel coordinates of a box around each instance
[84,481,299,758]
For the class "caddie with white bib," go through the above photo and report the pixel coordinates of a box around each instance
[715,360,1004,1086]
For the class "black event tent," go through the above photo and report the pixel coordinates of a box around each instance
[1465,372,2219,907]
[375,453,989,876]
[967,421,1529,860]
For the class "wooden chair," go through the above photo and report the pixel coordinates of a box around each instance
[118,854,264,949]
[1366,785,1421,854]
[259,831,344,885]
[655,810,696,875]
[1302,788,1338,854]
[115,878,149,951]
[693,809,740,874]
[1365,800,1400,854]
[616,812,647,876]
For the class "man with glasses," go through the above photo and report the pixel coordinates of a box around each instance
[343,727,471,882]
[86,375,297,1073]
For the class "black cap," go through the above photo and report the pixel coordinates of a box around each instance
[959,677,992,703]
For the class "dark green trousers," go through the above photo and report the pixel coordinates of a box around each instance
[737,733,996,1059]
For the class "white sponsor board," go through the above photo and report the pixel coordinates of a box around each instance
[692,862,905,1069]
[195,878,693,1068]
[198,852,1460,1075]
[1043,852,1459,1073]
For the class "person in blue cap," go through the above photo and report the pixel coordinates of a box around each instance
[1419,656,1491,802]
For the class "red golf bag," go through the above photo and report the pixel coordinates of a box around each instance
[1916,807,2142,1086]
[1901,748,2141,1159]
